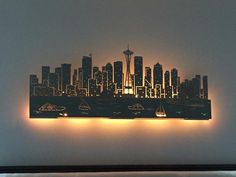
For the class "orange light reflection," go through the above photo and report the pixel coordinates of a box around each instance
[22,84,218,138]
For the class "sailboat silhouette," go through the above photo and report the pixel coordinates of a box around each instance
[155,103,167,117]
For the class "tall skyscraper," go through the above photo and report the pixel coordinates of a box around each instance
[171,68,178,87]
[145,67,151,85]
[179,79,194,99]
[114,61,123,90]
[55,67,62,90]
[61,64,71,92]
[164,70,172,98]
[29,74,38,96]
[179,81,187,99]
[49,72,58,91]
[196,75,201,98]
[164,71,170,88]
[78,67,83,88]
[192,75,201,98]
[105,63,113,87]
[145,67,152,97]
[82,55,92,89]
[177,76,181,96]
[93,66,99,79]
[171,68,178,96]
[134,56,143,91]
[102,66,108,92]
[153,63,163,89]
[72,69,78,86]
[203,75,208,99]
[42,66,50,86]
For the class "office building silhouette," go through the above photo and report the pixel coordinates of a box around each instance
[114,61,123,92]
[61,64,71,92]
[134,56,143,93]
[82,55,92,89]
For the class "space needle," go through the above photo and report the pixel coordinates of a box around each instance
[123,45,134,94]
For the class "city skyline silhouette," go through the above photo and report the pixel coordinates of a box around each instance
[3,0,236,166]
[29,47,211,119]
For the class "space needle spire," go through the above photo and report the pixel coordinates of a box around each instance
[123,45,134,94]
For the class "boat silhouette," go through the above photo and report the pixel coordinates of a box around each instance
[128,103,144,115]
[155,103,167,117]
[78,100,91,112]
[128,103,144,111]
[37,103,66,112]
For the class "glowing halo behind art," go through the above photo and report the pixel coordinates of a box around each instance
[29,47,211,120]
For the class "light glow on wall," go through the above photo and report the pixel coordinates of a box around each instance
[23,96,216,135]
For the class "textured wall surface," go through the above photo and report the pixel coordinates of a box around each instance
[0,0,236,166]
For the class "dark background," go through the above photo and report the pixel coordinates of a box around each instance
[0,0,236,165]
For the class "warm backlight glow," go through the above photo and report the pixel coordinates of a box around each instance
[23,83,218,138]
[23,105,215,135]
